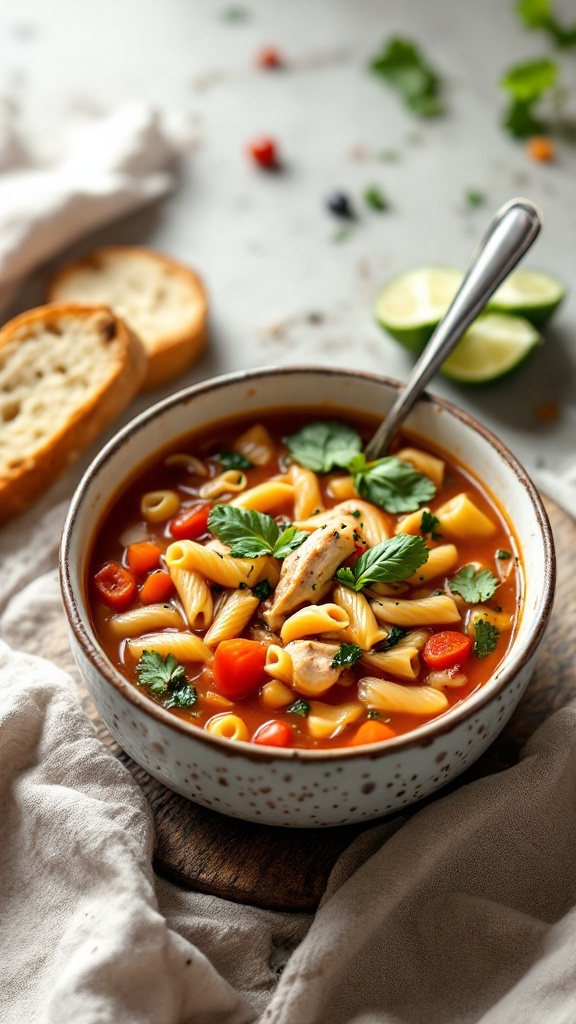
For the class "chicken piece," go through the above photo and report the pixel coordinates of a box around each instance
[264,516,359,631]
[285,640,344,697]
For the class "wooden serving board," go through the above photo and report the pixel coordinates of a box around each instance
[75,497,575,913]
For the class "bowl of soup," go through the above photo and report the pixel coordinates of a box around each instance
[60,367,555,827]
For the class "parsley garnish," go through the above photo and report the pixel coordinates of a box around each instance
[286,420,362,474]
[450,565,499,603]
[420,509,442,539]
[218,451,253,470]
[349,454,436,513]
[516,0,576,47]
[465,190,486,208]
[253,579,273,601]
[500,58,557,137]
[288,699,310,717]
[473,620,500,659]
[497,550,512,560]
[363,185,390,211]
[136,650,197,709]
[369,37,444,117]
[367,710,381,720]
[331,642,363,668]
[208,505,307,559]
[336,533,428,592]
[378,625,406,651]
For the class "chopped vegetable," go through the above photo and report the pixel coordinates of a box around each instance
[126,541,162,575]
[450,565,499,603]
[94,561,136,611]
[422,630,473,670]
[496,550,512,560]
[473,620,500,659]
[256,46,283,68]
[363,185,390,211]
[252,720,294,747]
[378,626,406,651]
[465,190,486,208]
[349,454,436,513]
[286,420,362,473]
[500,59,557,138]
[336,533,429,591]
[248,137,278,168]
[213,639,268,699]
[139,570,175,605]
[218,451,253,470]
[369,37,444,117]
[169,503,212,540]
[420,510,442,540]
[288,699,310,717]
[526,136,556,161]
[326,191,355,218]
[252,579,273,601]
[331,642,363,668]
[348,720,397,745]
[208,505,307,558]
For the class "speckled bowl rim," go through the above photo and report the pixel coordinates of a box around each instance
[60,365,556,762]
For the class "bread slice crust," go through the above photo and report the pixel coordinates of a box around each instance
[48,246,208,390]
[0,303,146,520]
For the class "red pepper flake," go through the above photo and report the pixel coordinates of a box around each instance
[248,136,279,169]
[256,47,283,69]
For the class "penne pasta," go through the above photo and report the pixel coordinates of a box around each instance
[326,475,357,501]
[333,585,387,649]
[199,470,247,499]
[233,423,275,466]
[396,447,445,489]
[361,627,430,680]
[290,464,325,520]
[229,481,294,513]
[109,603,184,638]
[126,631,213,664]
[371,594,461,627]
[307,700,364,739]
[280,603,349,644]
[358,677,450,715]
[407,544,459,586]
[169,566,214,630]
[203,589,260,647]
[166,539,266,589]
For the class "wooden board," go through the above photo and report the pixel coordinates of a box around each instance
[75,497,575,912]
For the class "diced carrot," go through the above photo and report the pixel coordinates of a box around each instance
[126,541,162,574]
[349,721,397,746]
[169,504,212,540]
[213,639,268,699]
[139,570,175,604]
[94,562,136,611]
[422,630,473,670]
[526,136,555,163]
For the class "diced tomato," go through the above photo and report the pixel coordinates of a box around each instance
[348,721,397,746]
[126,541,162,575]
[213,639,268,700]
[256,47,283,69]
[94,562,136,611]
[139,570,175,605]
[248,137,278,169]
[252,720,294,747]
[423,630,473,671]
[169,503,212,540]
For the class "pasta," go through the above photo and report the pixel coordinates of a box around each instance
[90,408,521,750]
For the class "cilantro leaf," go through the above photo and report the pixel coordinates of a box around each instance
[331,642,363,668]
[136,650,186,696]
[450,565,499,603]
[473,620,500,659]
[516,0,576,47]
[420,510,442,539]
[218,451,253,470]
[369,37,444,117]
[350,454,436,513]
[252,579,273,601]
[465,190,486,208]
[496,549,512,560]
[336,533,429,592]
[500,59,557,138]
[378,625,407,651]
[364,185,390,211]
[286,420,362,473]
[208,505,306,559]
[288,699,310,717]
[164,682,197,709]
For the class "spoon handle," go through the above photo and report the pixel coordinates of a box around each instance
[364,197,542,462]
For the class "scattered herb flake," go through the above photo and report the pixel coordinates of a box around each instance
[286,420,362,474]
[378,148,400,161]
[369,37,444,117]
[465,190,486,208]
[379,625,407,651]
[164,683,198,710]
[363,185,390,211]
[420,510,442,539]
[288,699,310,717]
[367,710,381,720]
[473,619,500,658]
[496,549,512,560]
[136,650,186,697]
[331,642,363,668]
[219,451,253,470]
[253,579,273,601]
[331,227,352,243]
[500,59,557,138]
[516,0,576,47]
[336,533,429,592]
[350,454,436,513]
[221,5,249,21]
[450,565,499,603]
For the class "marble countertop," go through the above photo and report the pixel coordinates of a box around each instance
[1,0,575,489]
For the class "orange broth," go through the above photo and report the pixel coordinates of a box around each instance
[88,409,521,749]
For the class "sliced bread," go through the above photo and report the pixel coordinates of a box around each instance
[48,246,208,390]
[0,303,146,521]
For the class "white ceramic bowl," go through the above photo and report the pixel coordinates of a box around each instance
[60,367,555,827]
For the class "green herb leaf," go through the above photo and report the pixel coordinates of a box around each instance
[378,625,407,651]
[496,549,512,560]
[363,185,390,211]
[450,565,499,603]
[465,190,486,208]
[164,683,197,709]
[367,710,381,720]
[136,650,186,696]
[253,579,273,601]
[208,505,305,559]
[420,510,442,539]
[369,37,444,117]
[350,454,436,513]
[288,699,310,717]
[218,451,253,470]
[516,0,576,47]
[286,420,362,474]
[473,619,500,658]
[500,59,557,138]
[336,533,429,592]
[331,642,363,668]
[273,526,308,559]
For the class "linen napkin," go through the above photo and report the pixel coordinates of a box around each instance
[0,100,192,315]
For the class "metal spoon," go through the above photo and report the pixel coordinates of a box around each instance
[364,197,542,461]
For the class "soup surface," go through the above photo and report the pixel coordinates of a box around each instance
[89,410,521,750]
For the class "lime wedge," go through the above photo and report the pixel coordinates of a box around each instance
[374,266,463,353]
[487,269,565,328]
[440,313,541,384]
